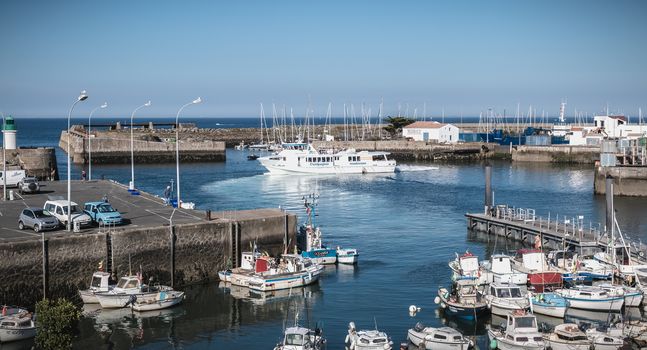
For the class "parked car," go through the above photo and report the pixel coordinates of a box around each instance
[84,201,122,225]
[43,200,92,228]
[18,207,59,232]
[18,177,40,194]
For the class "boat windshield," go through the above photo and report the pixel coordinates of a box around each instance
[285,334,304,345]
[117,278,138,289]
[510,288,522,298]
[97,204,116,213]
[91,276,104,288]
[516,316,537,328]
[497,288,511,298]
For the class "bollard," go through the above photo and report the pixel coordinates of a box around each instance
[206,209,212,221]
[170,226,176,288]
[484,165,492,214]
[42,236,49,300]
[605,175,614,236]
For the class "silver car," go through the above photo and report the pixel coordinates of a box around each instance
[18,177,40,194]
[18,208,59,232]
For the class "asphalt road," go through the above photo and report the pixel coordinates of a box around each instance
[0,180,206,243]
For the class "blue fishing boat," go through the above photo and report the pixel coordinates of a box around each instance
[296,194,337,264]
[436,279,489,320]
[530,292,568,318]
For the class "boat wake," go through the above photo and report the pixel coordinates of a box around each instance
[395,164,440,172]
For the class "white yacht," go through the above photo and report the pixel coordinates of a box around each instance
[345,322,393,350]
[258,143,396,174]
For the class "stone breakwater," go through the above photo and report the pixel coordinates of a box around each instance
[2,147,59,180]
[59,126,226,164]
[511,145,599,164]
[594,165,647,196]
[0,209,296,307]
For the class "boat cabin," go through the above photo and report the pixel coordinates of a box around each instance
[0,315,32,328]
[422,325,466,342]
[566,286,611,299]
[547,250,579,270]
[282,326,315,348]
[114,276,142,292]
[516,249,549,272]
[453,279,481,303]
[241,251,263,270]
[553,324,588,341]
[489,282,523,299]
[506,312,540,333]
[89,271,112,292]
[490,254,513,274]
[457,251,479,273]
[355,330,389,347]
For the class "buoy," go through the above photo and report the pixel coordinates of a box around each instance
[434,296,440,304]
[489,338,497,349]
[1,305,6,316]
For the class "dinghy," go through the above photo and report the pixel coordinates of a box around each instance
[336,247,359,264]
[131,290,185,312]
[406,323,472,350]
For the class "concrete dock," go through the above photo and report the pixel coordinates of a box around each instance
[0,180,296,306]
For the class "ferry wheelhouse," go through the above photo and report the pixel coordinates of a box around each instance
[258,143,396,174]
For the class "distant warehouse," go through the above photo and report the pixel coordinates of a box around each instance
[402,121,460,143]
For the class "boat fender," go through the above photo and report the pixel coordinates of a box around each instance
[1,305,6,316]
[489,339,497,349]
[434,296,440,305]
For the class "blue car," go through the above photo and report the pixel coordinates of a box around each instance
[84,201,123,225]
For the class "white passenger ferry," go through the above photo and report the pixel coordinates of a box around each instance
[258,143,396,174]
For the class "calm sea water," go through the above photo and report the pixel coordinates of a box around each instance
[4,117,647,350]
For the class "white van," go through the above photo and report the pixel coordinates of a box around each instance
[43,200,93,228]
[0,170,26,187]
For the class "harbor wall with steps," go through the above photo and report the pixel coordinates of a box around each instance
[511,145,599,164]
[311,140,497,161]
[2,147,59,180]
[594,165,647,196]
[59,128,226,164]
[0,210,296,307]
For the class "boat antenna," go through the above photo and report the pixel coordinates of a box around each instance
[128,253,132,275]
[374,316,378,331]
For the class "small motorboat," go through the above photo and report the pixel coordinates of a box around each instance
[448,251,487,285]
[95,275,173,309]
[544,323,592,350]
[247,254,323,292]
[484,282,530,317]
[577,259,613,280]
[0,307,36,343]
[487,310,545,350]
[555,286,624,311]
[529,292,568,318]
[247,154,259,160]
[345,321,393,350]
[218,248,267,286]
[481,254,527,285]
[337,247,359,264]
[436,279,489,320]
[406,323,472,350]
[585,327,625,350]
[131,290,185,312]
[274,326,326,350]
[79,271,115,304]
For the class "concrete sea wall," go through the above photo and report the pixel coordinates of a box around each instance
[511,145,599,164]
[3,147,59,180]
[60,130,226,164]
[0,211,296,307]
[594,166,647,196]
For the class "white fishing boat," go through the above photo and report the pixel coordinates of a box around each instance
[511,249,562,292]
[247,254,323,292]
[337,247,359,264]
[436,279,489,320]
[585,327,625,350]
[596,283,643,307]
[544,323,592,350]
[577,259,613,280]
[218,249,268,286]
[258,143,396,174]
[131,290,185,312]
[297,195,337,265]
[95,275,173,309]
[0,308,36,343]
[487,311,545,350]
[529,292,568,318]
[448,251,487,285]
[555,286,624,311]
[481,254,527,285]
[79,271,115,304]
[274,324,326,350]
[484,282,530,317]
[406,323,473,350]
[345,322,393,350]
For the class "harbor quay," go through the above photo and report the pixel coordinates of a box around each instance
[0,180,296,307]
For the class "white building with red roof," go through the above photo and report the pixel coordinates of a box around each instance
[402,121,459,143]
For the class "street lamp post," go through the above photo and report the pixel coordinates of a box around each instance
[88,102,107,181]
[175,97,202,207]
[130,101,151,191]
[67,90,88,231]
[2,113,6,201]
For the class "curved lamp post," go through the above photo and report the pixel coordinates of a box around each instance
[88,102,107,181]
[67,90,88,231]
[129,101,151,191]
[175,97,202,207]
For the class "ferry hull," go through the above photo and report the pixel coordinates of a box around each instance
[260,162,396,175]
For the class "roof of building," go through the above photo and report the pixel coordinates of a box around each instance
[404,121,449,129]
[571,127,584,131]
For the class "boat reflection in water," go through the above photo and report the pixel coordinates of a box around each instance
[219,282,323,306]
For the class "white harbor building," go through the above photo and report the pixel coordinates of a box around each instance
[402,121,460,143]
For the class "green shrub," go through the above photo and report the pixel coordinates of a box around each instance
[35,298,81,349]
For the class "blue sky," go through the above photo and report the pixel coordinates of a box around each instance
[1,0,646,118]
